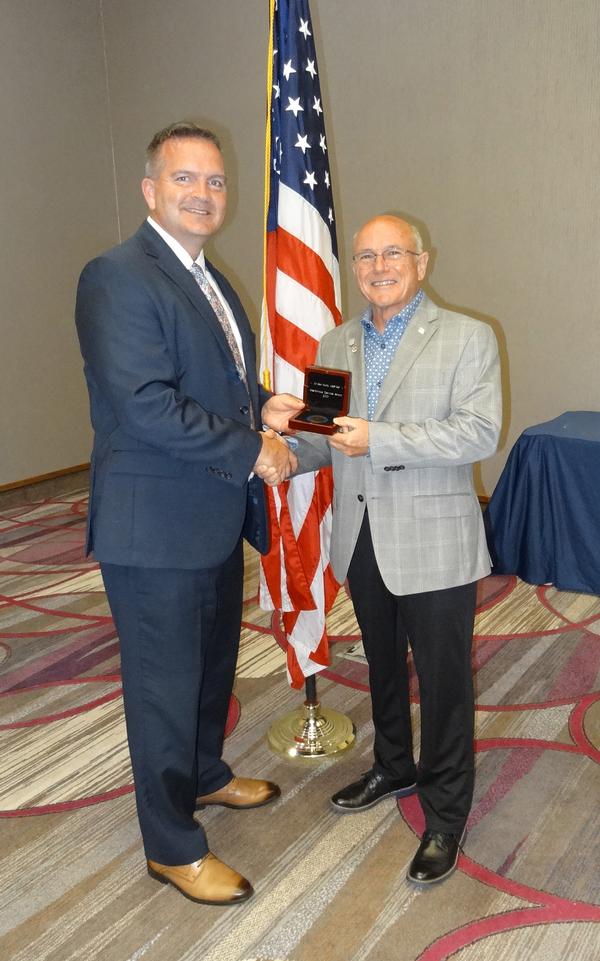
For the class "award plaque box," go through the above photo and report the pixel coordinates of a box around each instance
[288,365,351,435]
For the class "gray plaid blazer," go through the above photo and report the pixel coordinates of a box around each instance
[293,295,502,595]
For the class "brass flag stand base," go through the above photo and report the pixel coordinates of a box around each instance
[268,675,355,759]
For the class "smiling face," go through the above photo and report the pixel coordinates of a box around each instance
[352,216,429,330]
[141,137,227,259]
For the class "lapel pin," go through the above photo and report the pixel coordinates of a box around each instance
[418,326,425,335]
[349,336,358,353]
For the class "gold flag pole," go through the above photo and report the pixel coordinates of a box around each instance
[268,670,355,759]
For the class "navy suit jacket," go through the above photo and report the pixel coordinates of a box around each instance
[75,221,270,569]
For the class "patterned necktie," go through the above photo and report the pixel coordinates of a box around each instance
[189,262,255,428]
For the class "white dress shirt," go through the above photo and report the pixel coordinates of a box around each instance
[147,217,247,370]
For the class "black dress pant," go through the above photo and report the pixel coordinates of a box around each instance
[347,512,477,834]
[100,539,243,865]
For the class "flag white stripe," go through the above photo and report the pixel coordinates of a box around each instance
[285,471,315,540]
[273,355,304,396]
[288,613,326,678]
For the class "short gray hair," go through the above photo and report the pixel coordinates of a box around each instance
[408,223,424,254]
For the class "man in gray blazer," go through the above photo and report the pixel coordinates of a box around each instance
[294,214,501,884]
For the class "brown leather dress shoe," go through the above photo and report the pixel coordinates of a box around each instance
[147,852,253,905]
[197,776,281,809]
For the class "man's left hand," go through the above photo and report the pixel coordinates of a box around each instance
[261,393,305,434]
[330,416,369,457]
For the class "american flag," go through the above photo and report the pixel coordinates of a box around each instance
[260,0,342,688]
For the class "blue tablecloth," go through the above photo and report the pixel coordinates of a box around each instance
[486,411,600,595]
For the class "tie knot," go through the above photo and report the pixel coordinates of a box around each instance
[189,262,205,280]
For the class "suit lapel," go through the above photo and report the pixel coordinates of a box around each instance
[136,223,237,367]
[374,297,440,419]
[338,318,368,419]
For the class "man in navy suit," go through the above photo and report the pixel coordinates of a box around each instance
[75,122,303,905]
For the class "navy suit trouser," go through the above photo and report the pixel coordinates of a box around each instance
[100,539,243,865]
[347,511,477,834]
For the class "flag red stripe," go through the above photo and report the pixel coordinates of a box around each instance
[278,488,317,609]
[271,312,319,371]
[261,484,321,613]
[310,631,330,666]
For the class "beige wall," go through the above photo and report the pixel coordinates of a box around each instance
[0,0,119,486]
[2,0,599,492]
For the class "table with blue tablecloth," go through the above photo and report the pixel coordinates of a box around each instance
[486,411,600,595]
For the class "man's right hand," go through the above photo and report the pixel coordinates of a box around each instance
[253,429,297,485]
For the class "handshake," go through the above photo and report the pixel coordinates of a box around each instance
[252,391,304,486]
[253,429,297,486]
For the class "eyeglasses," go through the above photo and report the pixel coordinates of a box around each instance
[352,246,419,267]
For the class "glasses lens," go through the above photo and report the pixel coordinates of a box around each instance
[354,248,409,265]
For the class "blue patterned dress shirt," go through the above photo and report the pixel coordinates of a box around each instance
[361,288,424,420]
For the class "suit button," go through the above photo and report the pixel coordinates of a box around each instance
[240,405,249,415]
[357,494,364,502]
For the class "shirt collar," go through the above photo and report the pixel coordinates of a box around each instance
[147,217,206,271]
[361,287,424,335]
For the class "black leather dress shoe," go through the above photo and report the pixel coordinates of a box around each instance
[407,829,466,884]
[330,770,417,813]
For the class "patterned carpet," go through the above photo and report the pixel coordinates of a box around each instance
[0,491,599,961]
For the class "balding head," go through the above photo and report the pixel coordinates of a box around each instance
[353,215,424,256]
